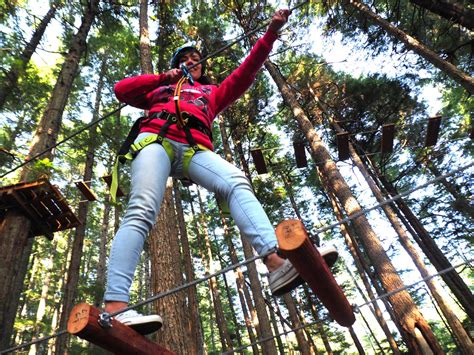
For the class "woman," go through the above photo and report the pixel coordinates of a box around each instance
[104,9,337,335]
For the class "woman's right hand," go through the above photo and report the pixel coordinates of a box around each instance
[268,9,290,33]
[163,68,182,84]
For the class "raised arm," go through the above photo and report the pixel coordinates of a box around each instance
[210,9,290,114]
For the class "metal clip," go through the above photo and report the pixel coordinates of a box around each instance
[98,312,113,329]
[180,63,195,86]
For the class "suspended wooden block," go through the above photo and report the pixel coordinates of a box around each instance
[75,180,98,201]
[425,115,442,147]
[0,179,80,239]
[102,175,124,197]
[250,149,268,174]
[336,132,350,161]
[275,220,355,327]
[293,142,308,168]
[68,303,174,355]
[381,123,395,154]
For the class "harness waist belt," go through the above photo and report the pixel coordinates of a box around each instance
[149,111,212,140]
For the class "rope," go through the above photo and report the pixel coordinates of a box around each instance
[223,259,473,354]
[2,157,471,353]
[0,330,68,355]
[1,1,309,180]
[0,104,126,179]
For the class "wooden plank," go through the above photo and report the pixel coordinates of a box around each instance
[102,175,125,197]
[75,180,98,201]
[0,179,79,238]
[425,115,442,147]
[380,123,395,154]
[336,132,350,161]
[68,303,175,355]
[293,142,308,168]
[275,219,355,327]
[250,149,268,174]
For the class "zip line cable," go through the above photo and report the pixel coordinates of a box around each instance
[3,258,471,355]
[0,104,126,179]
[0,1,309,180]
[2,160,472,354]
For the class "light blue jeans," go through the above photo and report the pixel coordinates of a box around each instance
[104,133,277,302]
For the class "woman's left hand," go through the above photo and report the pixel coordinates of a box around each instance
[268,9,290,33]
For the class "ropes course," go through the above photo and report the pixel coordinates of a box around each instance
[1,0,472,353]
[2,159,472,354]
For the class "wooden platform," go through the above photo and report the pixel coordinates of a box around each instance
[0,179,80,239]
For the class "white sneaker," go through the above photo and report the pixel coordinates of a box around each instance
[269,245,339,297]
[114,309,163,335]
[319,245,339,268]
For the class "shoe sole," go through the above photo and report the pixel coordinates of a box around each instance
[128,321,163,335]
[271,248,339,297]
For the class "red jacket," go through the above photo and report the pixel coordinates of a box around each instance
[114,30,278,151]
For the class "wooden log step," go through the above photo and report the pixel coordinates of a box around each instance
[275,219,356,327]
[75,180,98,201]
[102,175,125,197]
[336,132,350,161]
[67,303,174,355]
[293,142,308,168]
[250,149,268,174]
[425,115,442,147]
[381,123,395,154]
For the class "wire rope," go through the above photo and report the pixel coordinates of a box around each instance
[2,159,472,354]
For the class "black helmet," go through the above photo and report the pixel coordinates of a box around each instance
[170,44,206,75]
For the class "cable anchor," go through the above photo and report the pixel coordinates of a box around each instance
[180,63,194,86]
[98,312,113,329]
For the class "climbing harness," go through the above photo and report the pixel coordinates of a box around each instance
[110,78,213,202]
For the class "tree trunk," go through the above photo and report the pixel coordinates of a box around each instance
[195,189,233,351]
[218,115,261,353]
[326,118,473,352]
[327,188,402,354]
[139,0,153,74]
[94,193,111,307]
[234,137,278,354]
[0,2,59,109]
[349,326,367,354]
[282,294,312,354]
[367,158,474,320]
[303,285,332,354]
[173,184,203,353]
[410,0,474,30]
[344,0,474,94]
[54,51,106,355]
[28,252,54,355]
[265,59,444,353]
[417,156,474,220]
[0,2,99,349]
[149,181,190,351]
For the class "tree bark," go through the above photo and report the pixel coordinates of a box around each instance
[0,1,99,349]
[234,135,278,354]
[265,59,444,353]
[218,115,261,353]
[54,49,106,355]
[282,294,312,354]
[149,180,190,352]
[417,156,474,220]
[410,0,474,30]
[344,0,474,94]
[173,184,203,353]
[367,159,474,320]
[195,189,233,351]
[326,118,473,352]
